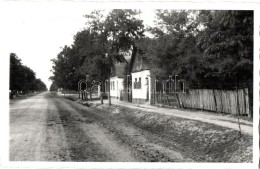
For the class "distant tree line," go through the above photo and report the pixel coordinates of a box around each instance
[50,10,253,91]
[50,82,59,92]
[10,53,47,97]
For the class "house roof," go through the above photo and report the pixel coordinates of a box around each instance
[111,62,126,78]
[130,50,151,73]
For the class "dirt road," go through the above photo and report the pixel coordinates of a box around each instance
[9,92,191,162]
[9,92,252,162]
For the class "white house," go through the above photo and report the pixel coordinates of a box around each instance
[131,70,151,104]
[110,77,124,99]
[109,62,126,99]
[129,51,153,104]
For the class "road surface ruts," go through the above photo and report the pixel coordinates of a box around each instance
[10,92,190,162]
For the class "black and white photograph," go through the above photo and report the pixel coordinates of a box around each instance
[0,1,259,169]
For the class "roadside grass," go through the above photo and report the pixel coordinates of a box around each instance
[9,92,41,104]
[61,93,100,102]
[91,103,253,162]
[65,95,79,101]
[61,96,253,162]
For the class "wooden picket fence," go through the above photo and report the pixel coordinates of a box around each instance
[178,88,250,116]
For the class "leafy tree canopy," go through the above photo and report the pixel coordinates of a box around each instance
[51,10,253,91]
[141,10,253,89]
[10,53,47,93]
[51,9,145,90]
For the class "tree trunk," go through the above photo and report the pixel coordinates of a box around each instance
[108,83,111,105]
[108,71,111,106]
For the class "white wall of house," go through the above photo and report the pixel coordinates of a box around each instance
[110,77,124,98]
[131,70,151,102]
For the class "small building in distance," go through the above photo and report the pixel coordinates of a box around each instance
[109,62,126,99]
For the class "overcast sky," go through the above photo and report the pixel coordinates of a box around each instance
[0,2,155,89]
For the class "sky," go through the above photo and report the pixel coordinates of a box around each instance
[0,2,155,90]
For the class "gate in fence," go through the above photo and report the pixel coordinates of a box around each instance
[152,76,185,108]
[78,76,102,100]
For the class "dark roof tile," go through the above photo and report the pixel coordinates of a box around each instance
[111,62,126,78]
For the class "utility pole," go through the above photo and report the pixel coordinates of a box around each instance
[106,53,111,106]
[86,75,89,100]
[108,78,111,105]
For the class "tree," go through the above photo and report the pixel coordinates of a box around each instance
[197,10,253,116]
[146,10,253,90]
[10,53,47,97]
[50,30,110,91]
[10,53,24,92]
[197,10,253,87]
[141,10,202,82]
[74,29,110,82]
[51,45,80,90]
[51,10,145,104]
[33,79,47,91]
[50,82,58,91]
[99,9,145,105]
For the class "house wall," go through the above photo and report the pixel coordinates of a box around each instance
[131,70,151,104]
[110,77,124,99]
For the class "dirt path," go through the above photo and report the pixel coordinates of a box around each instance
[9,92,70,161]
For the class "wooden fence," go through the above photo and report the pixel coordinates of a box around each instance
[178,88,250,116]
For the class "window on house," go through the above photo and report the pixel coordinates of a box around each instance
[134,78,137,89]
[145,77,149,85]
[113,81,115,90]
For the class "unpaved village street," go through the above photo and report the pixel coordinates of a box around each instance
[9,92,253,162]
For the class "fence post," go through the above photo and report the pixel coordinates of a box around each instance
[153,89,155,104]
[156,91,158,103]
[236,86,242,135]
[175,93,181,108]
[242,88,247,116]
[101,92,103,104]
[162,93,165,107]
[160,91,162,104]
[236,89,241,116]
[213,89,218,113]
[167,95,170,106]
[219,89,223,114]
